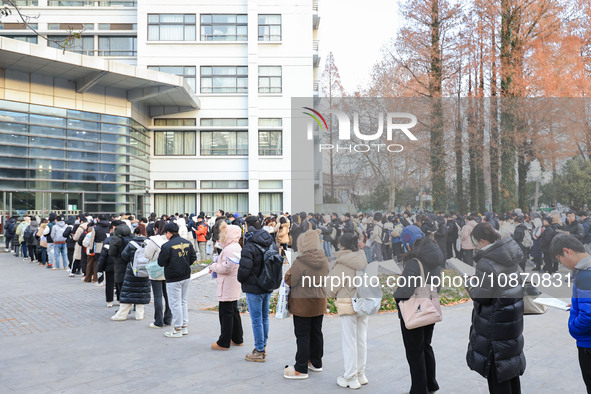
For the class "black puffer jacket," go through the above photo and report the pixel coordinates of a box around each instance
[109,223,132,283]
[120,263,151,304]
[97,236,115,273]
[121,235,147,265]
[93,221,111,244]
[466,237,525,383]
[394,238,444,302]
[562,220,585,241]
[237,228,274,294]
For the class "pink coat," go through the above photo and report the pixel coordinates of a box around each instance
[210,225,242,302]
[460,220,478,250]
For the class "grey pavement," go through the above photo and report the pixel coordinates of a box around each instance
[0,251,587,393]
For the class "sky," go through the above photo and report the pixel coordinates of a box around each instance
[318,0,401,94]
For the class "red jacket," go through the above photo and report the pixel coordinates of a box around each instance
[195,222,208,242]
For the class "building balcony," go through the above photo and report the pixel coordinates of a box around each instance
[313,0,320,30]
[313,40,320,67]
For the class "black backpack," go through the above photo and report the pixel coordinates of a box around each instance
[24,227,36,244]
[254,243,283,292]
[204,224,213,241]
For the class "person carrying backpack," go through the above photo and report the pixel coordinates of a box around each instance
[109,222,133,303]
[24,218,39,263]
[15,216,31,259]
[111,227,150,321]
[238,215,276,362]
[328,233,369,389]
[4,216,17,253]
[283,229,329,380]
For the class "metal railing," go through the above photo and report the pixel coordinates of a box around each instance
[313,40,319,52]
[313,0,319,11]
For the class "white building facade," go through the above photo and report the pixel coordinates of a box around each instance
[0,0,319,217]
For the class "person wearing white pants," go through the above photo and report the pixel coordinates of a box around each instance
[328,233,369,389]
[157,222,196,338]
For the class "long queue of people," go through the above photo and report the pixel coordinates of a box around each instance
[2,208,590,394]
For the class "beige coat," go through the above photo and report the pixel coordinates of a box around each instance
[210,225,242,302]
[276,220,290,244]
[328,249,368,315]
[73,222,89,261]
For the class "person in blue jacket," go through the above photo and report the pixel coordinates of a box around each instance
[550,234,591,393]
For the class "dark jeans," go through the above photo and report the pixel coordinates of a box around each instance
[67,247,74,268]
[579,347,591,393]
[543,252,557,273]
[217,300,243,348]
[382,244,392,261]
[40,247,47,265]
[105,271,118,302]
[5,235,13,250]
[399,310,439,394]
[292,315,324,374]
[446,242,455,259]
[392,242,402,260]
[27,245,37,261]
[487,353,521,394]
[151,280,172,327]
[463,249,474,266]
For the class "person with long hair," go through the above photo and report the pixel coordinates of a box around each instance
[394,235,444,394]
[466,222,525,394]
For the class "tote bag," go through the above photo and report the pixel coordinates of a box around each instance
[398,259,442,329]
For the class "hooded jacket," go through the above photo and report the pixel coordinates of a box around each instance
[237,228,275,294]
[466,237,526,383]
[285,229,329,317]
[51,221,68,243]
[328,249,368,315]
[25,220,39,246]
[210,225,243,302]
[460,220,478,250]
[276,219,291,244]
[118,236,151,304]
[97,236,115,273]
[109,223,132,283]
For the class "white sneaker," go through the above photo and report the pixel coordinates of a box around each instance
[357,372,368,385]
[106,302,113,308]
[308,362,323,372]
[181,326,188,335]
[165,329,183,338]
[337,376,361,389]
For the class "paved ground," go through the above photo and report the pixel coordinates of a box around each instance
[0,251,587,393]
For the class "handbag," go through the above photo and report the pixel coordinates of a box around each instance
[398,259,442,329]
[275,279,290,319]
[146,260,165,280]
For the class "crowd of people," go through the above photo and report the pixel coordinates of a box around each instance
[2,206,590,393]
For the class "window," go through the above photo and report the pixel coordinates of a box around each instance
[147,14,196,41]
[258,66,282,93]
[200,131,247,156]
[0,23,37,29]
[200,14,247,41]
[98,23,136,30]
[201,180,248,189]
[258,131,282,156]
[200,66,247,94]
[98,36,137,56]
[48,0,93,5]
[258,14,281,41]
[3,36,38,44]
[154,118,196,127]
[201,193,248,216]
[154,180,196,189]
[148,66,196,92]
[48,35,94,55]
[154,131,196,156]
[200,118,247,127]
[155,194,196,215]
[259,193,282,214]
[47,23,92,30]
[11,0,38,5]
[259,180,283,189]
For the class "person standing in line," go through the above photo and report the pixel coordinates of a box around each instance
[143,222,172,328]
[370,212,384,262]
[96,221,120,307]
[283,229,329,380]
[15,216,30,259]
[24,218,39,263]
[394,235,443,394]
[550,234,591,393]
[466,222,525,394]
[237,215,275,362]
[50,216,69,270]
[210,224,244,350]
[158,222,196,338]
[460,214,478,266]
[109,222,132,302]
[328,233,369,389]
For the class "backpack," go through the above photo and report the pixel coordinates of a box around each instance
[381,225,391,245]
[7,222,16,235]
[254,243,284,292]
[401,225,425,253]
[521,229,533,248]
[24,228,36,244]
[352,262,382,315]
[129,240,149,278]
[204,224,213,241]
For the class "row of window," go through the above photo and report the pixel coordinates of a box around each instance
[154,192,282,217]
[9,1,136,6]
[154,130,282,156]
[148,14,281,42]
[3,35,137,56]
[154,180,282,190]
[150,65,281,94]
